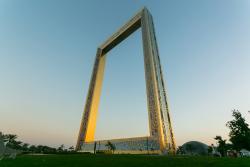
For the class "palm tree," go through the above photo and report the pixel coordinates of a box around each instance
[105,141,116,154]
[4,134,22,150]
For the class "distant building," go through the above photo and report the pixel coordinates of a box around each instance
[181,141,208,155]
[239,149,250,157]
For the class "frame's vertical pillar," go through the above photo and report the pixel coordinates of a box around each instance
[141,9,162,143]
[141,8,176,153]
[148,11,176,153]
[76,49,106,150]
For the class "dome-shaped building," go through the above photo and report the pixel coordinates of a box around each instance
[180,141,208,155]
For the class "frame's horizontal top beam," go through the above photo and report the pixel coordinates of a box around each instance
[99,8,145,55]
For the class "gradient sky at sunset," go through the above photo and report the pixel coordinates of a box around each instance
[0,0,250,148]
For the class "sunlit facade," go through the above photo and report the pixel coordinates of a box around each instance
[80,137,160,154]
[76,7,176,154]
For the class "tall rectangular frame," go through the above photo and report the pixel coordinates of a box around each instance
[76,7,176,154]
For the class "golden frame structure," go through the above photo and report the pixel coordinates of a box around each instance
[76,8,176,154]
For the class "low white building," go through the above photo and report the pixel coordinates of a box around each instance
[239,149,250,157]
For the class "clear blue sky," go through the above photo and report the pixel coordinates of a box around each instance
[0,0,249,148]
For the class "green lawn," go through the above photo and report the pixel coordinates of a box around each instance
[0,154,250,167]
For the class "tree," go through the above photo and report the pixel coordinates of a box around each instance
[214,136,227,156]
[5,134,17,142]
[29,145,37,153]
[207,145,213,155]
[57,144,65,152]
[93,142,97,154]
[68,146,74,151]
[4,134,22,150]
[36,145,44,153]
[226,109,250,150]
[105,141,116,154]
[176,146,185,155]
[22,143,29,152]
[1,132,71,154]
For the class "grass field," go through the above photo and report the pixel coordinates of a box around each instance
[0,154,250,167]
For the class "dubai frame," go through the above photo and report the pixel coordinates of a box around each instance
[76,8,176,154]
